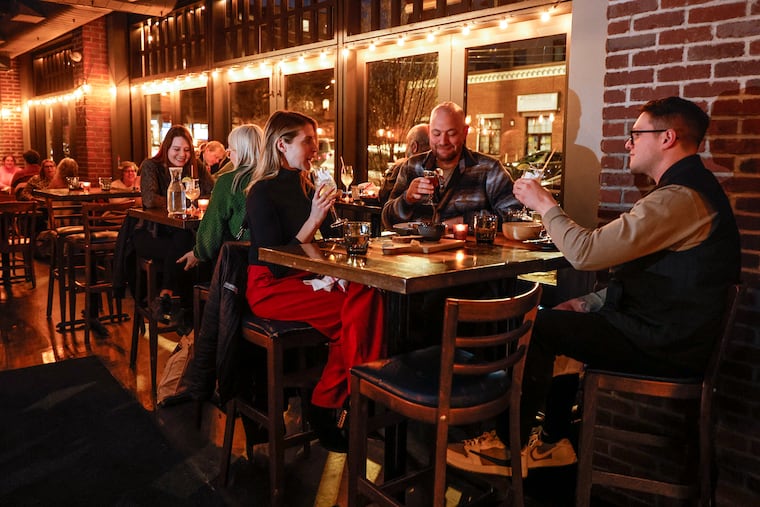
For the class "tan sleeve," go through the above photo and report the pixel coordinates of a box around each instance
[543,185,715,271]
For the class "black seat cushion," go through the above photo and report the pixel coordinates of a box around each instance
[242,311,320,339]
[351,346,510,409]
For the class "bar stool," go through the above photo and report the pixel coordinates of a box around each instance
[130,256,182,399]
[576,284,742,507]
[219,312,328,507]
[0,201,37,286]
[44,202,84,328]
[64,201,134,344]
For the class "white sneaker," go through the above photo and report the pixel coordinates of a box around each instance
[446,430,528,477]
[524,430,577,469]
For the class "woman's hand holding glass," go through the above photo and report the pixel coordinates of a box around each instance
[312,167,347,228]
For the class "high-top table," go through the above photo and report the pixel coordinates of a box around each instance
[259,234,567,477]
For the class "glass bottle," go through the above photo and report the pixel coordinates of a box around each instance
[167,166,186,216]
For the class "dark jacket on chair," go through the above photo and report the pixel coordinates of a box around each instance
[183,241,250,404]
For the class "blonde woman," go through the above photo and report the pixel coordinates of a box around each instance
[178,124,263,270]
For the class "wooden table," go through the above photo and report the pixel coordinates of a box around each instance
[258,235,566,295]
[127,207,201,230]
[34,187,142,229]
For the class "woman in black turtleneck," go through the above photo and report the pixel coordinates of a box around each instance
[245,111,385,453]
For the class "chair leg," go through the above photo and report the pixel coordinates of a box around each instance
[46,235,57,317]
[267,339,287,507]
[576,372,599,507]
[347,376,369,507]
[220,399,238,486]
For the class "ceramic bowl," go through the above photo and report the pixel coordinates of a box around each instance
[502,221,543,241]
[417,223,445,241]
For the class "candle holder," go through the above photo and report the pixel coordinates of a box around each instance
[197,198,209,217]
[81,181,91,193]
[453,223,468,240]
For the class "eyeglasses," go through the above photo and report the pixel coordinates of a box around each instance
[628,129,667,146]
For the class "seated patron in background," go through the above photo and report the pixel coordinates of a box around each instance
[378,123,430,205]
[446,97,741,477]
[110,161,142,206]
[1,154,20,192]
[20,158,56,201]
[11,150,42,192]
[135,125,213,330]
[178,124,263,271]
[245,111,385,452]
[48,157,79,188]
[382,101,519,229]
[202,140,232,179]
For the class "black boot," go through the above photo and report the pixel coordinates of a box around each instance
[309,403,348,453]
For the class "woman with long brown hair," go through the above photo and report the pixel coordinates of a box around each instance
[245,111,385,452]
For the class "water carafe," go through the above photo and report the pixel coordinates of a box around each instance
[167,166,186,216]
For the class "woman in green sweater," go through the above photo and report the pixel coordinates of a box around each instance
[178,124,264,270]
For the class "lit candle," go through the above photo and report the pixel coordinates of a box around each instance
[197,198,209,216]
[81,181,91,193]
[453,223,468,240]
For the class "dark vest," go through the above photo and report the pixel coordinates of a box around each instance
[601,155,740,374]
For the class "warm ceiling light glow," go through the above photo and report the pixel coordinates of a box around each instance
[541,10,551,22]
[427,31,435,42]
[500,18,509,30]
[342,47,350,57]
[320,50,327,60]
[369,41,376,51]
[462,24,470,36]
[397,35,406,46]
[298,53,305,64]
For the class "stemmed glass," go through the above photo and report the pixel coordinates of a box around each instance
[313,167,347,228]
[340,164,354,199]
[184,178,201,214]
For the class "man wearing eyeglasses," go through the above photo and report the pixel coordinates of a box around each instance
[447,96,741,477]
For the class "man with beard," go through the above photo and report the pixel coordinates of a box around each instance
[381,101,519,229]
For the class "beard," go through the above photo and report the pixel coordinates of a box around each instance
[434,144,460,163]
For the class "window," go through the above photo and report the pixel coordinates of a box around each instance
[475,115,503,156]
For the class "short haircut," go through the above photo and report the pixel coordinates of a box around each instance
[641,96,710,147]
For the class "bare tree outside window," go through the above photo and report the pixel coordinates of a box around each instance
[366,53,438,184]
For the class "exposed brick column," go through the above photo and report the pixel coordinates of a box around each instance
[603,1,760,505]
[73,17,113,180]
[0,58,25,166]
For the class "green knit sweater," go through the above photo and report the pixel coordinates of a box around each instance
[193,170,251,262]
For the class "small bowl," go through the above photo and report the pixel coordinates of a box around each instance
[502,221,543,241]
[417,223,445,242]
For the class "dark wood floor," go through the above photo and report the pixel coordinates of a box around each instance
[0,258,580,507]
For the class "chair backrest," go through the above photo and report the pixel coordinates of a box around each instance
[703,284,742,403]
[0,200,36,254]
[437,282,542,410]
[80,200,135,243]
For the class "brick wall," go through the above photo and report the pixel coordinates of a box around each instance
[604,1,760,505]
[73,18,113,180]
[0,58,25,167]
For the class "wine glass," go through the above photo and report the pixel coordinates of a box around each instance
[313,167,347,228]
[340,164,354,198]
[184,178,201,214]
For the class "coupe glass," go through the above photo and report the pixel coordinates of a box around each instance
[313,168,347,228]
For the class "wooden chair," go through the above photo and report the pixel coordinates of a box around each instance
[348,282,542,507]
[576,284,742,507]
[219,312,328,507]
[43,201,84,326]
[130,256,183,399]
[0,200,37,287]
[64,201,134,344]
